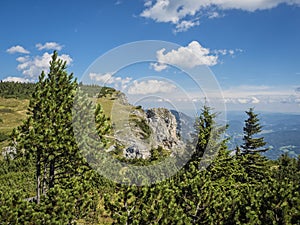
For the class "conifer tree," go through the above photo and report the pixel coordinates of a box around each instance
[241,108,268,154]
[191,105,228,170]
[15,52,108,220]
[239,108,270,182]
[25,51,81,202]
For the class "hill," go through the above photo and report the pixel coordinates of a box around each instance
[0,83,187,159]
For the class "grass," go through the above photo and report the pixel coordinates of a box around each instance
[0,97,29,134]
[0,97,29,152]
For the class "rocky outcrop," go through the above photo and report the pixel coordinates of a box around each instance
[146,108,185,151]
[110,107,187,159]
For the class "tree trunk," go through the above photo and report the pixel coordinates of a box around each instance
[49,159,55,188]
[36,151,41,204]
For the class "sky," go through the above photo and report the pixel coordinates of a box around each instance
[1,0,300,114]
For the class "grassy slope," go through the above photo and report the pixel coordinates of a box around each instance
[0,97,29,153]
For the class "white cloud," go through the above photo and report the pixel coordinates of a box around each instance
[212,48,243,58]
[6,45,30,54]
[144,0,153,7]
[227,96,259,104]
[89,72,132,89]
[208,11,222,19]
[151,41,218,71]
[141,0,300,31]
[150,62,168,72]
[251,96,260,104]
[17,52,72,78]
[174,20,200,33]
[237,98,249,104]
[2,76,31,83]
[127,80,176,95]
[16,56,29,63]
[221,85,300,108]
[214,49,228,56]
[36,42,63,51]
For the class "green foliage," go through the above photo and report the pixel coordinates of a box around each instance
[241,108,268,154]
[239,108,271,182]
[0,132,9,142]
[150,146,170,161]
[98,86,117,98]
[0,81,36,99]
[130,117,152,140]
[0,63,299,224]
[104,106,300,225]
[0,51,111,223]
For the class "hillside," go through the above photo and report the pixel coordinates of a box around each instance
[1,84,300,160]
[0,97,29,154]
[93,86,186,158]
[0,84,187,159]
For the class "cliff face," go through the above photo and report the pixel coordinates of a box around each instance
[146,108,185,151]
[110,106,188,159]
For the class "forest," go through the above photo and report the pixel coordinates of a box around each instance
[0,52,299,224]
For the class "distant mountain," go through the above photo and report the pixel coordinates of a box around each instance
[170,110,195,142]
[226,111,300,159]
[171,110,300,159]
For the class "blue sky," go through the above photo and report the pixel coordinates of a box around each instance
[1,0,300,113]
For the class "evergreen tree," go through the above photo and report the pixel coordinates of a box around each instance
[22,51,81,202]
[239,108,270,182]
[10,51,110,223]
[191,105,228,170]
[241,107,268,154]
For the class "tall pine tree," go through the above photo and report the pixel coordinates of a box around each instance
[241,108,268,154]
[14,51,108,204]
[239,108,270,182]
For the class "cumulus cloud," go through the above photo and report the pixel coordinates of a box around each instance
[141,0,300,31]
[151,41,218,71]
[6,45,30,54]
[89,72,132,89]
[17,52,72,78]
[36,42,63,51]
[2,76,32,83]
[127,80,176,95]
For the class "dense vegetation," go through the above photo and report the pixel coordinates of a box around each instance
[0,81,36,99]
[0,52,299,224]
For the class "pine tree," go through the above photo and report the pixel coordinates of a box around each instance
[11,51,110,222]
[239,108,270,182]
[24,51,81,202]
[191,105,228,170]
[241,108,268,154]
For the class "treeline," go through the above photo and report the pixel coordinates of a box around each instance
[0,81,36,99]
[0,52,299,224]
[0,81,104,99]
